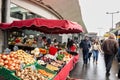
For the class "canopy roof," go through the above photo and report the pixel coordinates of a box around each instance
[0,18,83,34]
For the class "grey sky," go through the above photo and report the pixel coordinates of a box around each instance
[79,0,120,36]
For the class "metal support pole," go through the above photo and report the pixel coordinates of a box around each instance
[106,11,119,30]
[1,0,11,50]
[112,13,113,30]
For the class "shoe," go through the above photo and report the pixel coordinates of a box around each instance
[96,61,98,64]
[118,75,120,79]
[106,72,110,77]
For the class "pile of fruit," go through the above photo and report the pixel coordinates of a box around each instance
[0,52,20,70]
[38,69,55,79]
[16,67,48,80]
[39,48,47,55]
[16,50,36,65]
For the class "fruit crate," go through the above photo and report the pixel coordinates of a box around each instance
[0,67,21,80]
[23,61,37,69]
[35,63,57,80]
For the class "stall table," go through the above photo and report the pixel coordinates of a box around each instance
[54,54,79,80]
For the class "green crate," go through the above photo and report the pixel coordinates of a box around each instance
[35,63,57,80]
[0,66,14,74]
[0,67,21,80]
[23,61,37,69]
[35,63,56,74]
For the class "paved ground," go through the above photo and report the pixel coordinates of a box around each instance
[70,51,120,80]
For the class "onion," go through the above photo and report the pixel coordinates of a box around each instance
[7,56,11,60]
[10,54,14,58]
[12,63,15,67]
[0,54,2,57]
[2,55,7,60]
[11,58,15,60]
[0,62,4,66]
[4,60,8,64]
[9,66,15,70]
[4,65,8,68]
[8,60,13,66]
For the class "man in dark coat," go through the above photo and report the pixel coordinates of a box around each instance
[80,36,91,65]
[102,33,118,77]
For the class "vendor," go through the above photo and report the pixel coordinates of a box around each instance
[69,40,77,52]
[37,36,47,48]
[53,38,58,48]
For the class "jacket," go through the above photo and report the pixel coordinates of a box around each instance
[80,40,91,50]
[102,39,118,55]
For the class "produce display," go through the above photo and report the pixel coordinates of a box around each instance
[50,61,62,68]
[40,56,53,63]
[0,52,20,70]
[37,60,46,65]
[57,53,64,60]
[16,67,48,80]
[38,69,55,79]
[9,37,37,47]
[46,64,59,71]
[0,48,74,80]
[31,48,40,57]
[45,54,56,60]
[16,50,36,65]
[56,50,72,62]
[55,60,65,65]
[39,48,48,55]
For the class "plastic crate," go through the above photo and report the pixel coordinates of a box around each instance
[35,63,57,80]
[0,67,21,80]
[0,66,14,74]
[23,61,37,69]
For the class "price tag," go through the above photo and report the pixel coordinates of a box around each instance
[20,63,25,70]
[13,46,19,51]
[4,48,11,54]
[31,65,36,70]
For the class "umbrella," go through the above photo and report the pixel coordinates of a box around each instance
[0,18,83,34]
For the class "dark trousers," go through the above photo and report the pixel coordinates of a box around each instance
[82,49,89,64]
[118,64,120,78]
[104,54,115,73]
[88,52,92,61]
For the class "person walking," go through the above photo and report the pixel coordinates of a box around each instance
[102,33,119,77]
[117,38,120,79]
[92,40,102,64]
[80,36,91,65]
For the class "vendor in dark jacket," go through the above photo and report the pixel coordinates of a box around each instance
[102,33,119,77]
[80,36,91,65]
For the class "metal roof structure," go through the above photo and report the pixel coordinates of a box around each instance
[30,0,87,33]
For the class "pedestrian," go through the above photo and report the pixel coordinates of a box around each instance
[102,33,119,77]
[79,36,91,65]
[92,40,102,64]
[67,38,71,51]
[117,38,120,79]
[88,40,94,62]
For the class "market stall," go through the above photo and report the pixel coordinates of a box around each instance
[0,18,83,80]
[0,18,83,34]
[0,18,83,51]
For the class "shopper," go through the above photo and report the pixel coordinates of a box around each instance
[67,38,71,51]
[88,41,94,61]
[79,36,91,65]
[102,33,118,77]
[92,40,102,64]
[69,40,77,52]
[117,38,120,79]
